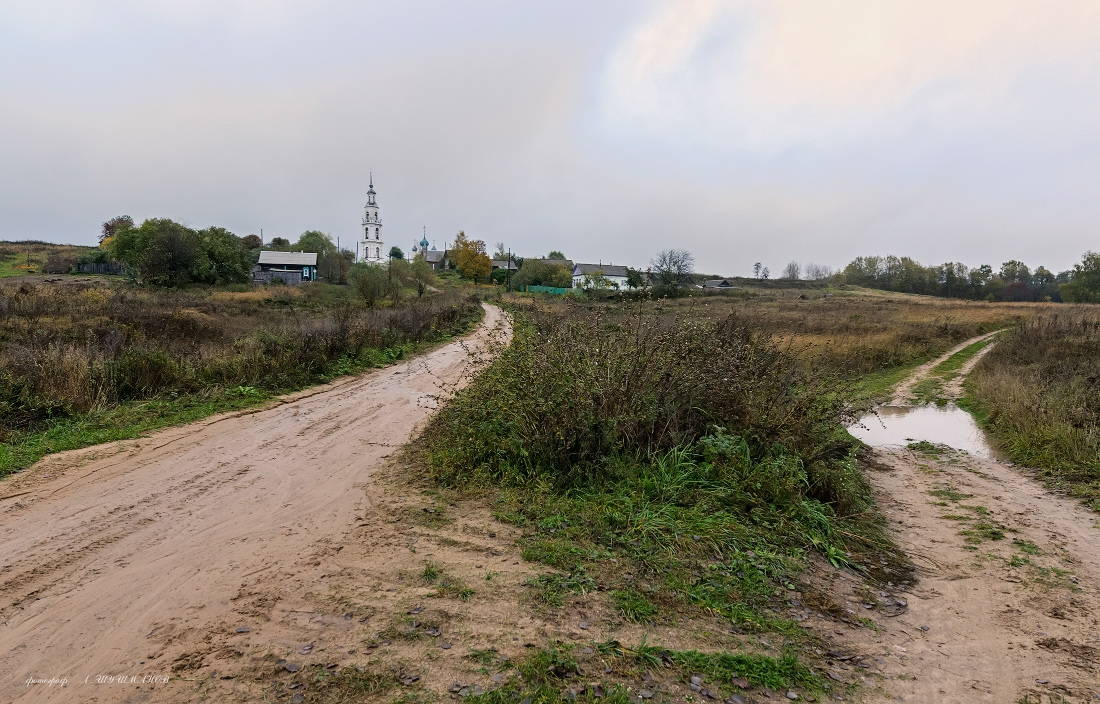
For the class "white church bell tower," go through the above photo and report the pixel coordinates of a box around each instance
[359,174,384,263]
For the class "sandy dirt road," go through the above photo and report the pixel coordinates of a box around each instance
[823,336,1100,703]
[887,329,1001,406]
[0,303,508,703]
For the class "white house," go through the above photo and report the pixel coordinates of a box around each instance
[358,174,385,263]
[572,263,631,289]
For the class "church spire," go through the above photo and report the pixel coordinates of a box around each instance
[360,173,383,262]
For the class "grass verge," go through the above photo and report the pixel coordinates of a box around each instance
[411,302,910,696]
[463,640,832,703]
[930,334,998,380]
[961,311,1100,510]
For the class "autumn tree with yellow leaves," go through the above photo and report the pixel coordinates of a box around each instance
[453,231,492,283]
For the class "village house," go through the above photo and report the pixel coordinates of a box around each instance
[253,251,318,285]
[702,278,740,289]
[572,263,631,289]
[423,249,447,270]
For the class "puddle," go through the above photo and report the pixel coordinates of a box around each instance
[848,404,1000,460]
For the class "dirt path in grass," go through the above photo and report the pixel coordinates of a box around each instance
[887,330,1001,405]
[0,304,509,703]
[820,334,1100,703]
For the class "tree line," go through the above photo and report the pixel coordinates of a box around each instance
[93,215,431,290]
[838,253,1100,303]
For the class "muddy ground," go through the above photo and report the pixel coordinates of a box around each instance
[1,312,1098,703]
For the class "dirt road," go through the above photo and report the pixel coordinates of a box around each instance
[826,336,1100,703]
[886,329,1001,406]
[0,303,508,703]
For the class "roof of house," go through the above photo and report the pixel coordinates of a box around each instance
[573,263,629,278]
[424,250,445,262]
[703,279,733,287]
[491,259,519,270]
[258,251,318,266]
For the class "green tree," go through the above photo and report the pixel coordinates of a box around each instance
[969,264,994,293]
[268,237,291,250]
[241,234,262,250]
[129,219,203,287]
[195,226,250,284]
[547,250,566,260]
[389,246,404,260]
[1060,251,1100,302]
[409,258,435,297]
[999,260,1031,284]
[626,267,644,290]
[513,259,572,289]
[386,258,410,304]
[350,263,387,307]
[294,230,337,259]
[319,249,352,284]
[110,219,251,286]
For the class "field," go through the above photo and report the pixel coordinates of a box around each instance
[508,288,1043,400]
[0,278,482,475]
[378,286,1100,700]
[391,290,1045,699]
[965,308,1100,508]
[3,272,1097,701]
[0,240,93,277]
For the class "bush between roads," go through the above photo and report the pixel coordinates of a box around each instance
[423,304,867,515]
[419,303,903,646]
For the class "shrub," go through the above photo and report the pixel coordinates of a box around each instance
[422,304,863,510]
[967,311,1100,505]
[42,252,76,274]
[109,218,250,286]
[350,263,387,307]
[0,282,483,451]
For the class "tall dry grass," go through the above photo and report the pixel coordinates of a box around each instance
[509,291,1045,383]
[966,308,1100,507]
[0,280,481,441]
[423,303,867,513]
[419,298,913,608]
[672,294,1045,377]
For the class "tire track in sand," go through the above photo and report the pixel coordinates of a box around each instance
[819,332,1100,703]
[0,303,509,703]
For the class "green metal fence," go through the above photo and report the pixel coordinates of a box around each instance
[522,285,574,295]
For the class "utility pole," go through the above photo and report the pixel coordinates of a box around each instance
[507,247,513,292]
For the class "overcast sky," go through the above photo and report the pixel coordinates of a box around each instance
[2,0,1098,275]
